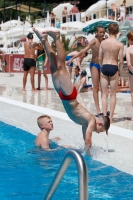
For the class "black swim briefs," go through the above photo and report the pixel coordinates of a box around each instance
[101,64,118,77]
[23,58,36,71]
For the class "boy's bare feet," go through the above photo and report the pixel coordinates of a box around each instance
[43,30,60,40]
[21,89,26,93]
[32,27,48,42]
[32,88,38,92]
[36,87,41,90]
[43,87,48,91]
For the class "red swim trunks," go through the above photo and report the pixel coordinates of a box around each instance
[58,87,77,101]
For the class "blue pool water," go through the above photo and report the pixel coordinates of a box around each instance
[0,121,133,200]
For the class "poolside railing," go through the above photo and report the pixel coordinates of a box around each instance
[43,149,88,200]
[35,6,133,30]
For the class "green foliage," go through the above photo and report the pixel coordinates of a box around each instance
[0,1,55,22]
[26,15,39,27]
[61,35,84,56]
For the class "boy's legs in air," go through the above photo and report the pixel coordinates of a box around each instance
[33,28,74,96]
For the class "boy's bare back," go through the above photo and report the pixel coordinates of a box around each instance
[24,42,37,59]
[100,38,124,65]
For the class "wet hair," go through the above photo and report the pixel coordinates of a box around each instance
[96,25,105,32]
[127,30,133,41]
[108,23,119,35]
[81,70,87,77]
[27,32,33,39]
[101,115,110,135]
[37,115,51,129]
[75,66,80,71]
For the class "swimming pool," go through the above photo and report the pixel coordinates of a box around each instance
[0,121,133,200]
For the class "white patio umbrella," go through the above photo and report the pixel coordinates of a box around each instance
[0,20,23,31]
[85,18,118,26]
[53,3,73,19]
[0,31,5,37]
[5,27,24,36]
[60,21,87,29]
[83,0,106,18]
[107,0,117,8]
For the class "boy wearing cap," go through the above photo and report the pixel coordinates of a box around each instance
[77,70,92,93]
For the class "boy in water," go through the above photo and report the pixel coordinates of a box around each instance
[66,26,105,115]
[35,115,53,150]
[32,28,110,147]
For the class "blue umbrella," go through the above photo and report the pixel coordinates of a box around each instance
[117,30,130,45]
[82,19,118,33]
[119,20,133,32]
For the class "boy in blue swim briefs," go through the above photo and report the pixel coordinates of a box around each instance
[32,28,110,148]
[66,26,105,115]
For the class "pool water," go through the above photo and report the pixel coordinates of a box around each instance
[0,121,133,200]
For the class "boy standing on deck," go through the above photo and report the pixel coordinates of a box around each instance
[98,23,124,123]
[32,28,110,148]
[66,26,105,115]
[22,33,43,92]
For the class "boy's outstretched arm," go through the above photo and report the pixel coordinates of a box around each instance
[67,39,96,64]
[98,43,103,66]
[119,43,124,75]
[83,115,95,146]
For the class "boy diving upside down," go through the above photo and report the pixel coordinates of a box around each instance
[32,28,110,147]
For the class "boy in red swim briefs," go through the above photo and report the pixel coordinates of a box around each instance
[32,28,110,148]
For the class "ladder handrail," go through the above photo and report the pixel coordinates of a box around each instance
[43,150,88,200]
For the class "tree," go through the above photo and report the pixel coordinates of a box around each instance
[61,34,85,56]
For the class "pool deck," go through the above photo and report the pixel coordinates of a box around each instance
[0,73,133,175]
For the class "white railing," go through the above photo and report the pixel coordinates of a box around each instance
[98,6,133,21]
[34,6,133,29]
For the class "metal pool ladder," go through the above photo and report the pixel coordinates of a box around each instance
[43,149,88,200]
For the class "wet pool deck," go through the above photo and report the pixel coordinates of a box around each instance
[0,73,133,175]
